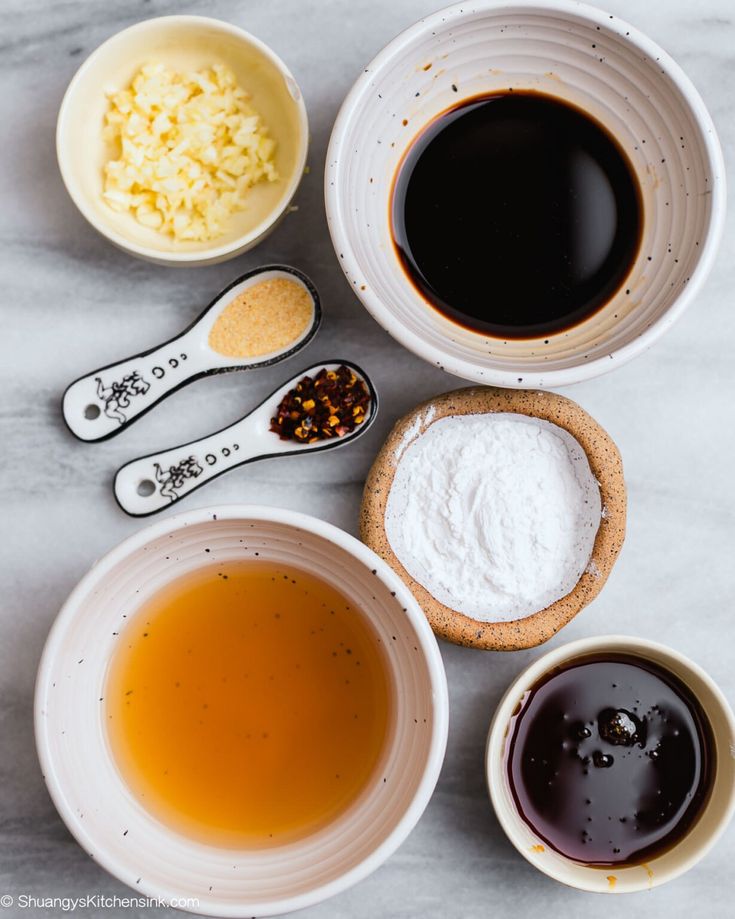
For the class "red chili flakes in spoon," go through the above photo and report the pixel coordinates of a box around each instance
[270,366,371,443]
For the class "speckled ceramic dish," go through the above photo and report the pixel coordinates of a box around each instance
[360,387,626,650]
[326,0,725,387]
[35,506,448,917]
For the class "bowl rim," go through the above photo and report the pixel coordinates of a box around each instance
[325,0,727,387]
[484,634,735,892]
[56,15,309,265]
[34,504,449,917]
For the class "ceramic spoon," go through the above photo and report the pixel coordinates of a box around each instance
[62,265,321,442]
[113,361,377,517]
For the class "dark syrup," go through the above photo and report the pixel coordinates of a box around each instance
[506,654,714,866]
[391,91,643,339]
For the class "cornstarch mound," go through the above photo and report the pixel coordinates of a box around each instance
[384,413,601,622]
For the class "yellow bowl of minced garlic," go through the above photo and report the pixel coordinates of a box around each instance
[57,16,308,266]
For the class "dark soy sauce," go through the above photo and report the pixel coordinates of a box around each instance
[506,655,714,866]
[391,91,643,339]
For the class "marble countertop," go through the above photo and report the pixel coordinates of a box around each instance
[1,0,734,917]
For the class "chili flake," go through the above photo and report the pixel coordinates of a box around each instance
[270,365,371,443]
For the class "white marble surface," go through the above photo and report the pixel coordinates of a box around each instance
[1,0,734,916]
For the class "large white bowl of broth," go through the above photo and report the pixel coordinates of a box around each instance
[325,0,725,387]
[35,506,448,916]
[57,16,308,266]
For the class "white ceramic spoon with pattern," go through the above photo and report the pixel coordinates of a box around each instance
[113,361,377,516]
[62,265,320,442]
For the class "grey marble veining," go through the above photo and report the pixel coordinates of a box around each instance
[1,0,734,917]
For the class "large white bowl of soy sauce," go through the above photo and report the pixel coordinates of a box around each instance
[326,1,725,387]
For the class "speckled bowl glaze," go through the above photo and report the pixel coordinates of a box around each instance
[57,16,308,266]
[326,0,725,387]
[35,506,448,917]
[486,635,735,892]
[360,387,626,650]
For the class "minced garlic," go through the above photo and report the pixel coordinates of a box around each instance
[208,278,313,359]
[102,63,279,241]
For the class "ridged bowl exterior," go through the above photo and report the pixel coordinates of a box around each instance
[326,0,725,386]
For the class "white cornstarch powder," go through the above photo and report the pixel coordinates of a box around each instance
[384,413,602,622]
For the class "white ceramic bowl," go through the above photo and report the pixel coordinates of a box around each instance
[35,506,448,916]
[486,635,735,892]
[326,0,725,387]
[57,16,308,266]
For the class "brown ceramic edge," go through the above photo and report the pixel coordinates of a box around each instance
[360,386,627,651]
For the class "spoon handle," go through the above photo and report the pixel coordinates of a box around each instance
[114,414,261,517]
[62,331,204,442]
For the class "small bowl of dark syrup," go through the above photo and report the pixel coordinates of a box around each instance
[486,635,735,892]
[326,2,725,387]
